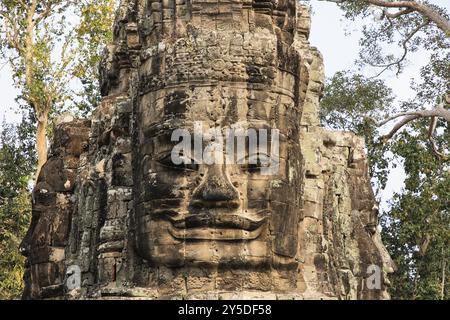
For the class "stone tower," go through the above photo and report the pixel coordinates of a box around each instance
[20,0,394,300]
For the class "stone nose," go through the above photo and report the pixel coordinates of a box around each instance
[190,165,240,210]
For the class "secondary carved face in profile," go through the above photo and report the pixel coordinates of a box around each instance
[134,86,302,269]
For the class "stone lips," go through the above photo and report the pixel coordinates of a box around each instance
[169,212,269,230]
[167,211,270,241]
[147,208,269,241]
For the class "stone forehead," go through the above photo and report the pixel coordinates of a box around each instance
[138,91,300,133]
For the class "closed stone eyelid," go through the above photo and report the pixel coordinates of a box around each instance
[236,153,271,164]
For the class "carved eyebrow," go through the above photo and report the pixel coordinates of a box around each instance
[153,150,175,161]
[155,150,197,163]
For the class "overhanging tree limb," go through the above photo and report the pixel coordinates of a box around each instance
[320,0,450,35]
[366,0,450,34]
[383,7,414,18]
[376,101,450,157]
[370,18,430,77]
[377,107,450,129]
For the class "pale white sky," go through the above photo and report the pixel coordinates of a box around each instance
[0,0,448,208]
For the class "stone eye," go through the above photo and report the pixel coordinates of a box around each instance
[239,154,270,173]
[157,153,199,172]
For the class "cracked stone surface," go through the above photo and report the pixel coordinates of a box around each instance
[21,0,394,300]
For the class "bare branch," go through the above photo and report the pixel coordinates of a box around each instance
[382,114,420,140]
[321,0,450,35]
[427,116,447,158]
[370,19,429,77]
[377,108,450,127]
[383,8,414,19]
[429,136,446,159]
[428,116,438,140]
[377,103,450,157]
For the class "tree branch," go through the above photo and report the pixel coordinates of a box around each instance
[383,8,414,19]
[370,18,429,77]
[377,104,450,157]
[381,114,420,140]
[322,0,450,35]
[378,107,450,127]
[427,116,447,158]
[35,0,58,25]
[365,0,450,35]
[441,247,446,300]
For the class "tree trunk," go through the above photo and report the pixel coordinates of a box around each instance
[35,114,48,180]
[441,247,446,300]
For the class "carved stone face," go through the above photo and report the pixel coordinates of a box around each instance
[132,14,304,269]
[135,84,302,269]
[357,206,396,298]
